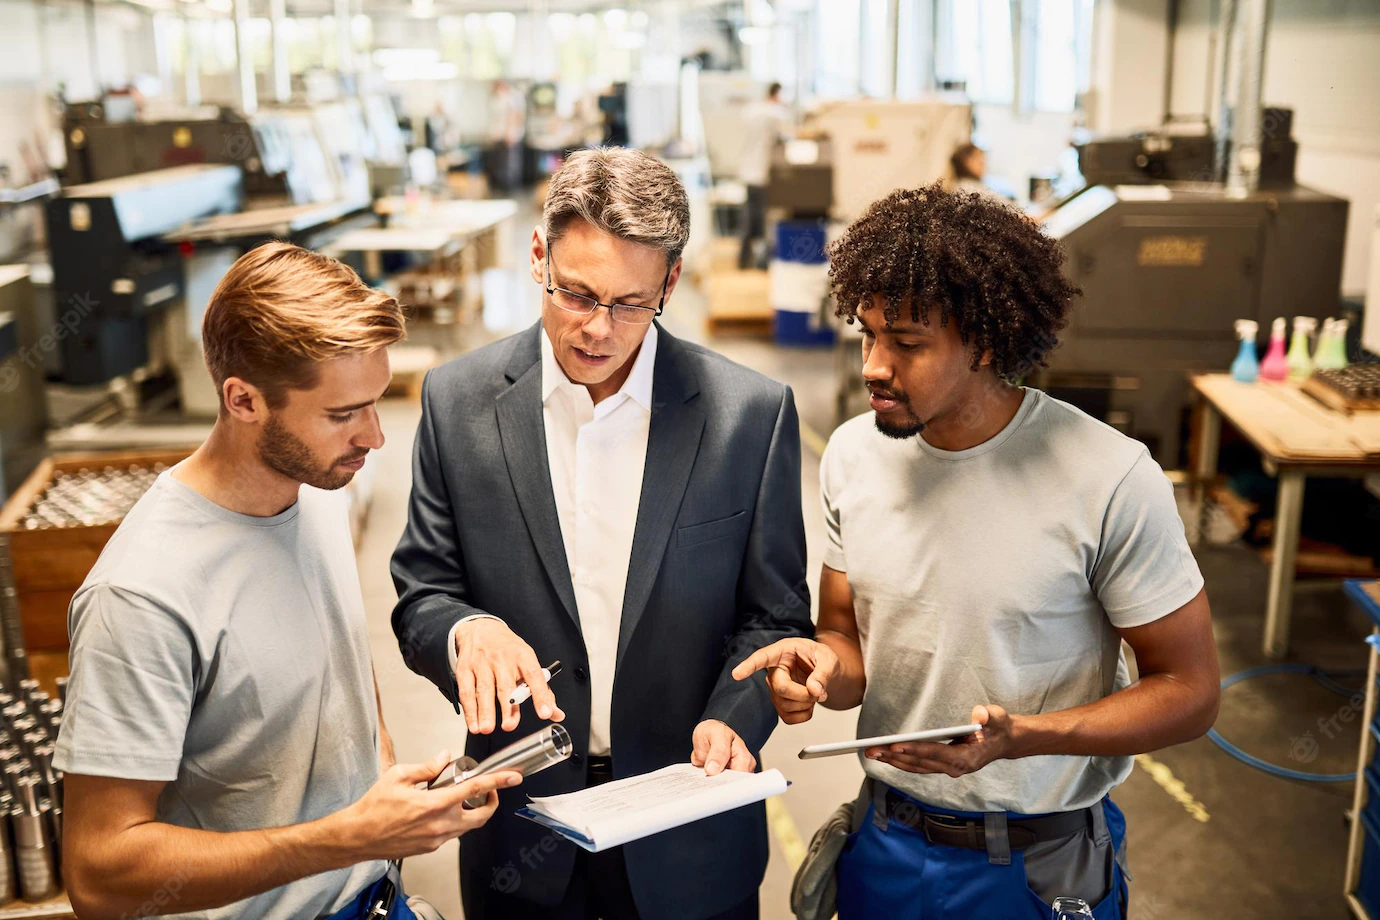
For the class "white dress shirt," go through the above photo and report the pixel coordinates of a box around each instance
[449,325,657,756]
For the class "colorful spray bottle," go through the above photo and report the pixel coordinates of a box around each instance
[1315,317,1350,371]
[1231,319,1259,382]
[1260,317,1289,382]
[1286,316,1317,381]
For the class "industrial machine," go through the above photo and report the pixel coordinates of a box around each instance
[62,97,405,206]
[43,164,243,387]
[1041,183,1348,464]
[1036,0,1348,468]
[801,97,971,223]
[1075,108,1297,189]
[0,267,47,502]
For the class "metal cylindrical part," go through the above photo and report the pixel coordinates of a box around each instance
[36,702,61,736]
[2,764,29,801]
[12,778,57,902]
[0,792,14,905]
[16,682,39,709]
[10,721,40,758]
[0,704,26,726]
[53,679,67,707]
[428,725,575,807]
[1226,0,1270,196]
[21,734,46,760]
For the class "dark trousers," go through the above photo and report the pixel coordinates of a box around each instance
[464,758,759,920]
[738,185,768,270]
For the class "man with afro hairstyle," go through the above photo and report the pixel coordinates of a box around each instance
[736,185,1219,919]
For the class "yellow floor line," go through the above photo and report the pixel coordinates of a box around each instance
[1134,752,1211,823]
[766,796,810,871]
[799,420,828,458]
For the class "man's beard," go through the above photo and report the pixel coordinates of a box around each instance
[259,415,361,491]
[870,387,926,440]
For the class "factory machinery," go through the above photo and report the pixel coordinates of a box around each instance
[1038,0,1349,468]
[32,97,407,441]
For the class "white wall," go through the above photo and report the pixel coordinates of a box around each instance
[974,104,1078,202]
[1088,0,1170,134]
[1167,0,1380,296]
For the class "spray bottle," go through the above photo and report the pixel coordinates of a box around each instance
[1260,317,1289,382]
[1286,316,1317,381]
[1315,318,1350,371]
[1231,319,1259,382]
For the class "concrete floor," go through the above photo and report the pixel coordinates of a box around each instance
[360,209,1371,919]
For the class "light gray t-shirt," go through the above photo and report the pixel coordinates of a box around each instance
[822,388,1203,814]
[53,471,386,919]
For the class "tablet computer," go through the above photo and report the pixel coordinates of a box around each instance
[797,724,982,760]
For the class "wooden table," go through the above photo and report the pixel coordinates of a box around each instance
[1191,374,1380,658]
[333,199,519,280]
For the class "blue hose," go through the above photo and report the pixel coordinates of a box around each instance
[1205,663,1367,784]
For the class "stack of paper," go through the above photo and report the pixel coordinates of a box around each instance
[518,763,789,852]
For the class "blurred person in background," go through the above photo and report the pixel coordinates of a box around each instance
[738,82,791,270]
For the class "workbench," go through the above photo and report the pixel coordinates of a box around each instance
[1191,374,1380,658]
[331,198,518,283]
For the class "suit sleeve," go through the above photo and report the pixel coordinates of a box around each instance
[699,385,813,753]
[390,371,493,711]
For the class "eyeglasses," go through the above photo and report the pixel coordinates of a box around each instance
[544,246,670,326]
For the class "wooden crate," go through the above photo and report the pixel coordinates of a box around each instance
[0,449,194,652]
[385,346,441,401]
[706,268,774,339]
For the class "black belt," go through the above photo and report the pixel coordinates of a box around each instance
[882,789,1093,851]
[586,756,614,785]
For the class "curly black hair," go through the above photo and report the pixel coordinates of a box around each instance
[827,183,1079,381]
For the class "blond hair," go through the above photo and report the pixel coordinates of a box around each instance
[543,147,691,266]
[202,241,405,410]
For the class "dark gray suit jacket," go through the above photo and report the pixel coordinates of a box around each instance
[390,322,811,919]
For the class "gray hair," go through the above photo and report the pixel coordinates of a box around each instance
[543,147,691,267]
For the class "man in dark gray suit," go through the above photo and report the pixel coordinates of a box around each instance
[391,147,811,920]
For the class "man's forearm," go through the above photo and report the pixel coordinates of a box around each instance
[1010,672,1218,759]
[817,629,867,711]
[70,811,364,919]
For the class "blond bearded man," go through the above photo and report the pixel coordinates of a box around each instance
[57,243,518,920]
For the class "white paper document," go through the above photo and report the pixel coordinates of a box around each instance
[518,763,789,852]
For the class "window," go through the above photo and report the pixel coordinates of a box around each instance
[936,0,1013,105]
[813,0,860,98]
[935,0,1095,113]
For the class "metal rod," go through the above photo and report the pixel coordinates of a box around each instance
[1213,0,1237,181]
[1226,0,1270,196]
[1162,0,1179,124]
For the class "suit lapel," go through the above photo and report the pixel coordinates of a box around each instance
[617,327,704,669]
[495,325,580,631]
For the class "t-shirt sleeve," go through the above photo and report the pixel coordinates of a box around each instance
[820,439,847,573]
[53,584,199,781]
[1092,450,1205,629]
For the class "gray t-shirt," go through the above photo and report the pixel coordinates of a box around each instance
[822,388,1203,814]
[53,471,386,919]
